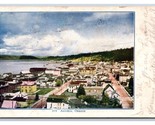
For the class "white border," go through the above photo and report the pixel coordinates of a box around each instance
[0,0,154,5]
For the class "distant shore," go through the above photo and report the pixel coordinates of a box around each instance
[0,47,134,62]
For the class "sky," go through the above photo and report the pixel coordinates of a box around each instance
[0,12,134,56]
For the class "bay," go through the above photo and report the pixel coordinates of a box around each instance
[0,60,61,74]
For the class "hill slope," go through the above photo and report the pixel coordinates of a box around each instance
[46,47,134,61]
[0,47,134,61]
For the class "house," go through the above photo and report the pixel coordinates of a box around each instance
[39,82,46,88]
[50,81,57,87]
[2,73,13,81]
[103,78,111,84]
[45,69,61,76]
[30,67,46,75]
[67,63,74,68]
[37,76,49,83]
[97,81,103,86]
[20,81,37,93]
[85,87,103,98]
[68,80,87,93]
[4,92,28,100]
[20,70,31,75]
[11,92,28,108]
[46,96,70,109]
[1,100,18,109]
[20,71,37,81]
[68,67,78,75]
[87,78,96,86]
[2,73,13,78]
[71,80,87,86]
[14,74,21,79]
[130,70,134,76]
[120,67,130,75]
[59,66,69,74]
[67,86,78,93]
[103,84,120,100]
[79,66,96,75]
[0,80,9,94]
[1,80,21,94]
[100,76,108,82]
[119,75,130,83]
[12,96,27,102]
[112,67,120,74]
[36,76,49,88]
[7,79,21,90]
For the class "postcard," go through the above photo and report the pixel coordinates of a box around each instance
[0,6,154,119]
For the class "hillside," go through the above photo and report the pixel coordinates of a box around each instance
[19,55,39,60]
[0,55,39,60]
[0,55,19,60]
[46,47,134,62]
[0,47,134,61]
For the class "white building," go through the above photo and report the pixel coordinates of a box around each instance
[104,84,120,100]
[46,98,70,109]
[45,69,61,76]
[119,75,130,83]
[67,86,78,93]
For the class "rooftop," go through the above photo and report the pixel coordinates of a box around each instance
[1,100,17,109]
[21,81,36,86]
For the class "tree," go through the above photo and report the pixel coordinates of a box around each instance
[116,74,120,81]
[102,92,110,106]
[101,90,121,108]
[79,95,97,104]
[56,79,63,87]
[111,98,122,108]
[76,84,86,98]
[35,93,39,101]
[128,77,134,96]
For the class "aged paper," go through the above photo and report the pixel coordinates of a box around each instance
[0,6,154,118]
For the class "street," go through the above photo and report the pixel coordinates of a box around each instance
[30,80,71,108]
[109,73,133,108]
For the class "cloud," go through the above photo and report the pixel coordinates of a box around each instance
[0,48,8,54]
[1,29,134,56]
[0,12,134,56]
[84,12,130,22]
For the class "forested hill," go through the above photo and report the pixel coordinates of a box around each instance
[0,47,134,61]
[46,47,134,62]
[0,55,39,60]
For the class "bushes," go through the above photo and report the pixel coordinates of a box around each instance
[79,95,97,104]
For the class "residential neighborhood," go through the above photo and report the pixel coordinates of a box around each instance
[0,60,134,109]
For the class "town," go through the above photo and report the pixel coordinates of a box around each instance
[0,60,134,109]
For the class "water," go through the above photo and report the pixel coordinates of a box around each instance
[0,60,61,74]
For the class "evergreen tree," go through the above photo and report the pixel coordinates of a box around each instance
[129,77,134,96]
[102,89,122,108]
[102,92,110,106]
[56,79,63,87]
[35,93,39,101]
[76,84,86,98]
